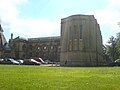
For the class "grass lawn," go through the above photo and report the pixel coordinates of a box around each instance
[0,65,120,90]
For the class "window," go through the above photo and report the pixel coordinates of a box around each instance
[80,25,82,39]
[51,46,53,49]
[29,45,33,50]
[79,41,83,50]
[69,40,72,51]
[69,26,72,39]
[74,25,77,39]
[73,39,78,50]
[44,46,46,49]
[22,44,26,51]
[38,47,40,50]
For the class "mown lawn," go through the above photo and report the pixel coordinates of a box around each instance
[0,65,120,90]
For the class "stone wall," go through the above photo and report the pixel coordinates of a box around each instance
[27,37,60,62]
[10,36,60,62]
[60,14,106,66]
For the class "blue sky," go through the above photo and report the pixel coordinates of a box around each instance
[18,0,107,18]
[0,0,120,44]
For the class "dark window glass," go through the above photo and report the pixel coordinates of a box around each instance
[74,25,77,39]
[80,25,82,39]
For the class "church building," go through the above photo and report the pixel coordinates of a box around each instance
[60,15,106,66]
[0,14,106,66]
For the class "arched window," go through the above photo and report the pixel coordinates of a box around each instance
[29,45,33,50]
[80,25,82,39]
[69,40,72,51]
[73,39,78,50]
[13,44,16,50]
[22,44,26,51]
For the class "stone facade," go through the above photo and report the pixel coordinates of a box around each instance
[9,36,60,62]
[9,36,28,59]
[60,15,106,66]
[27,37,60,62]
[1,14,106,66]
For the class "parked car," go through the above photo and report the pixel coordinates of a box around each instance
[114,59,120,66]
[23,59,41,65]
[34,58,45,64]
[108,59,120,66]
[31,59,41,65]
[0,59,4,64]
[1,58,20,65]
[17,60,24,65]
[108,61,115,66]
[44,60,53,64]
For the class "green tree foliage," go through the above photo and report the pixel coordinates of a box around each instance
[116,32,120,57]
[105,33,120,62]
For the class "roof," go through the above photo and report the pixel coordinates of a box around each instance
[28,36,60,41]
[13,36,28,41]
[61,14,96,22]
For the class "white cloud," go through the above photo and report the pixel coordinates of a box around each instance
[0,0,17,23]
[86,0,120,44]
[108,0,120,6]
[0,0,28,22]
[0,0,60,40]
[87,0,120,31]
[0,0,29,37]
[10,18,60,38]
[0,0,120,43]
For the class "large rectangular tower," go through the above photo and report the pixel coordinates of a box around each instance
[60,14,106,66]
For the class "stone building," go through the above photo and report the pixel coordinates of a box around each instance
[9,36,60,62]
[60,14,106,66]
[1,14,106,66]
[9,36,28,59]
[27,36,60,62]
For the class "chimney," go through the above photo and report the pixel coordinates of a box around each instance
[11,33,13,40]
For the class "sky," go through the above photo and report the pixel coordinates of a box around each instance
[0,0,120,44]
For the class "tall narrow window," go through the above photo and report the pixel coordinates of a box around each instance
[69,26,73,51]
[69,40,72,51]
[69,26,72,39]
[74,25,77,39]
[74,39,78,50]
[80,25,82,39]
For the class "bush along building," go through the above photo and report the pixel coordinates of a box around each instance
[60,15,106,66]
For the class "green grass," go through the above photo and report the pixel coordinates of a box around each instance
[0,65,120,90]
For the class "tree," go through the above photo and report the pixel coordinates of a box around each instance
[116,32,120,58]
[108,36,115,60]
[105,23,120,62]
[106,36,119,62]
